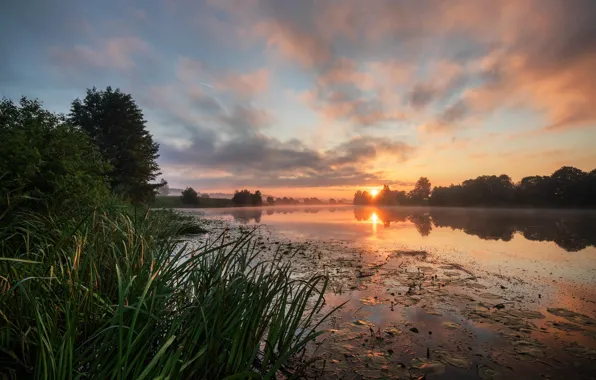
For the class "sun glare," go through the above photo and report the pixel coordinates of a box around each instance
[370,189,379,197]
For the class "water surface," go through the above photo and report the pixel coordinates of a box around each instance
[191,206,596,379]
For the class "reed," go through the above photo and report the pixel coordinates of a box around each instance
[0,208,335,379]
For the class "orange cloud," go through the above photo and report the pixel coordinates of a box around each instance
[254,20,331,68]
[218,68,270,98]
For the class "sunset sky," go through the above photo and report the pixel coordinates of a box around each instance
[2,0,595,198]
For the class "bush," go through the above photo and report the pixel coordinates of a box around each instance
[180,187,200,205]
[0,97,110,218]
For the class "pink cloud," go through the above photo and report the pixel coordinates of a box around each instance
[254,20,331,68]
[50,37,149,71]
[218,68,270,98]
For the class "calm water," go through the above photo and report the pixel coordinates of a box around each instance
[192,206,596,379]
[200,205,596,312]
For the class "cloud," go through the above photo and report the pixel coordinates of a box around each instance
[50,37,150,71]
[219,0,596,133]
[154,86,415,188]
[218,68,270,98]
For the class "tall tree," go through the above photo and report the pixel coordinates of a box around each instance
[409,177,432,203]
[70,87,162,203]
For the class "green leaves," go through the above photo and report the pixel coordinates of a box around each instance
[0,97,111,218]
[0,209,333,379]
[69,87,162,203]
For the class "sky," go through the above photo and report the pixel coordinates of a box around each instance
[2,0,596,198]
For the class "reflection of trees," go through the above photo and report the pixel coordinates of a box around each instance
[353,207,596,252]
[229,209,262,223]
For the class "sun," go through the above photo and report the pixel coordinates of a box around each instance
[370,189,379,197]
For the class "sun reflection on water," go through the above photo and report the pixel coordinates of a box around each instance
[371,212,378,236]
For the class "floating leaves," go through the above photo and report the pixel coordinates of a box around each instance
[478,364,501,380]
[442,321,460,330]
[512,340,545,360]
[547,308,596,326]
[411,357,446,374]
[434,349,472,368]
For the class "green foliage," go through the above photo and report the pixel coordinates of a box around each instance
[0,97,110,217]
[354,168,595,207]
[232,189,263,206]
[0,208,333,379]
[430,167,595,207]
[409,177,432,203]
[70,87,162,203]
[181,187,200,205]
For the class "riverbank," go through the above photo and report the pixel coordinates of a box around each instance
[193,208,596,379]
[0,207,331,378]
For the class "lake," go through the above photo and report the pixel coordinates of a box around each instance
[187,206,596,379]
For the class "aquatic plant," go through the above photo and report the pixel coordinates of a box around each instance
[0,208,336,379]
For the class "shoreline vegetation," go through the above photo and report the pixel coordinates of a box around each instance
[0,90,336,378]
[154,168,595,210]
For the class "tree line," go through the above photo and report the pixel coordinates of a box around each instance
[353,167,596,208]
[1,88,164,221]
[354,177,432,205]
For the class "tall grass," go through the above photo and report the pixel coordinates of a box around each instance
[0,208,335,379]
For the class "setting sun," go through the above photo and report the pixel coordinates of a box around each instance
[370,189,379,197]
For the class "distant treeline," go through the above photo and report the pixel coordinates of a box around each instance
[354,166,596,208]
[172,186,349,207]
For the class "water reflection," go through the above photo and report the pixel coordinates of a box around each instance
[221,207,596,252]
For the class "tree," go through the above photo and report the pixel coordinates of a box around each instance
[328,198,337,205]
[70,87,162,203]
[180,187,200,205]
[251,190,263,206]
[232,189,262,206]
[158,179,170,196]
[0,97,110,216]
[200,193,210,199]
[409,177,431,203]
[266,196,275,205]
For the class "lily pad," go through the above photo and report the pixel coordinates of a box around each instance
[384,326,402,336]
[564,343,596,359]
[478,364,501,380]
[434,350,472,368]
[352,319,375,327]
[411,358,446,374]
[547,308,596,326]
[513,340,545,359]
[442,321,460,330]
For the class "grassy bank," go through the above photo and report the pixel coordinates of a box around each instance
[0,207,335,379]
[152,195,233,208]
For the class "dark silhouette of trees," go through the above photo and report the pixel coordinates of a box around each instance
[70,87,163,203]
[275,197,300,205]
[0,97,110,217]
[355,167,595,208]
[353,190,373,205]
[304,197,324,205]
[232,189,262,206]
[430,167,594,207]
[266,196,275,205]
[409,177,431,203]
[181,187,200,205]
[158,179,170,195]
[329,198,337,205]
